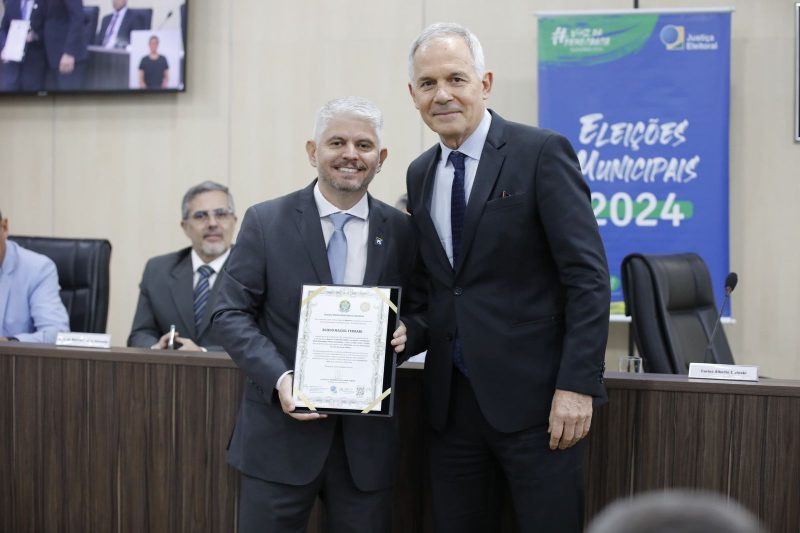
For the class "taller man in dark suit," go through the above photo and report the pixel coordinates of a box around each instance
[32,0,89,90]
[211,97,419,533]
[128,180,237,352]
[406,23,610,532]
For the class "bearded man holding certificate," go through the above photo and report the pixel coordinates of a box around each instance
[211,96,424,533]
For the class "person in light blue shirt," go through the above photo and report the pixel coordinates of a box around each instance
[0,209,70,343]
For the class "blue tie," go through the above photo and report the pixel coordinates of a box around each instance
[327,212,353,284]
[447,151,469,375]
[193,265,214,330]
[449,151,467,264]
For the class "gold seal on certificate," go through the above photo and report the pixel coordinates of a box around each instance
[293,284,400,416]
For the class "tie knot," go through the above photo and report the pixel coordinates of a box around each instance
[448,150,466,172]
[329,212,353,231]
[197,265,214,279]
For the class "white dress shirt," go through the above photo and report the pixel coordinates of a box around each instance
[430,109,492,266]
[313,182,370,285]
[103,6,128,48]
[190,248,230,289]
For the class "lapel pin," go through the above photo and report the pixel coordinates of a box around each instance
[375,236,384,246]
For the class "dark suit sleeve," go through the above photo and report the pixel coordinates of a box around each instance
[127,259,161,348]
[535,133,610,398]
[397,204,429,362]
[210,207,289,401]
[62,0,86,58]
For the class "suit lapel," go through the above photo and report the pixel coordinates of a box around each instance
[413,147,453,275]
[363,196,387,286]
[294,181,331,284]
[454,112,507,273]
[169,253,196,337]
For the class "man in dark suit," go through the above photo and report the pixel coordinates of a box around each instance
[94,0,148,48]
[128,181,237,352]
[32,0,89,90]
[406,23,610,532]
[211,97,420,533]
[0,0,47,91]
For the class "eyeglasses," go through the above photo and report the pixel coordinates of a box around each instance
[187,208,235,223]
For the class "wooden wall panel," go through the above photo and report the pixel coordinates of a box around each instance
[13,356,41,533]
[146,363,177,532]
[62,359,90,532]
[0,354,14,532]
[2,346,800,532]
[116,362,149,533]
[87,360,119,532]
[174,365,210,532]
[584,388,637,518]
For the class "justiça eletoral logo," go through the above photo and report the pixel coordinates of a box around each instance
[660,25,685,50]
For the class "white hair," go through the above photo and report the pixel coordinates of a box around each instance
[408,22,486,82]
[313,96,384,147]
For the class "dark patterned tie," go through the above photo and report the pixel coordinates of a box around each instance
[448,150,467,264]
[447,150,468,375]
[193,265,214,330]
[327,212,353,284]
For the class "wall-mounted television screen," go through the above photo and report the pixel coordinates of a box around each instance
[0,0,187,95]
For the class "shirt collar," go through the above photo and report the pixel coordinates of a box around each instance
[190,247,230,274]
[438,109,492,164]
[313,182,369,221]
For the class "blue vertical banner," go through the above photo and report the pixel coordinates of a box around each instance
[537,9,731,314]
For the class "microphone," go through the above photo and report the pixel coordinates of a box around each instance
[157,10,174,30]
[702,272,738,364]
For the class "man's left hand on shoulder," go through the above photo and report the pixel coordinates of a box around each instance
[547,389,593,450]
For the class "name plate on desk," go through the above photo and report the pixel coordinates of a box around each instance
[688,363,759,381]
[56,332,111,349]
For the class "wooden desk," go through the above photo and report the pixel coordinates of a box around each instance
[1,345,797,532]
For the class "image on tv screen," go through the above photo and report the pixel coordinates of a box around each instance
[0,0,188,95]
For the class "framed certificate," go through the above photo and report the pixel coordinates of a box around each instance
[292,284,401,416]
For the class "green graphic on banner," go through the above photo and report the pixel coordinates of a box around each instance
[538,15,658,65]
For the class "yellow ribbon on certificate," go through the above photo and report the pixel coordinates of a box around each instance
[302,286,327,307]
[294,387,317,411]
[361,388,392,414]
[371,287,397,313]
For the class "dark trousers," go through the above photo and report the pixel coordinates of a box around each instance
[45,59,86,91]
[430,372,585,533]
[238,421,392,533]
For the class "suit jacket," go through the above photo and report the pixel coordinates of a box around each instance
[406,110,610,433]
[210,181,419,491]
[94,9,148,47]
[31,0,88,68]
[127,246,226,351]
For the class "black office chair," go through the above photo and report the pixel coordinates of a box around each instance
[8,236,112,334]
[129,8,154,29]
[621,252,734,374]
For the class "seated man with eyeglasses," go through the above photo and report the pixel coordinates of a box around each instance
[128,181,237,352]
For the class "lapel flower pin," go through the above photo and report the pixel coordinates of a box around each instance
[375,236,384,246]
